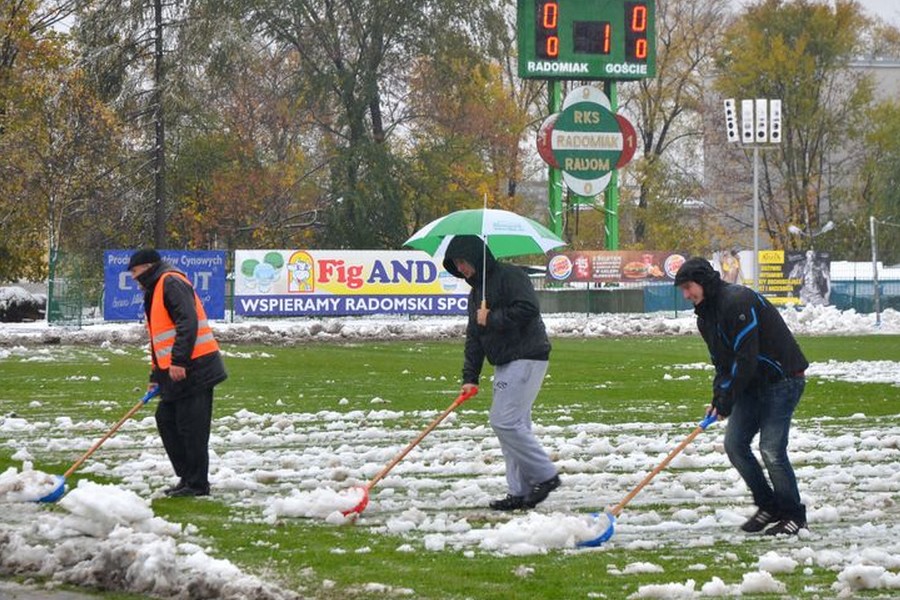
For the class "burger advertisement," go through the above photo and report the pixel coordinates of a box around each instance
[546,251,687,283]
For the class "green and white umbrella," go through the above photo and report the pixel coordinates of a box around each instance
[403,208,565,259]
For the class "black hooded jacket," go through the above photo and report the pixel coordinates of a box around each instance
[676,258,808,417]
[137,262,227,400]
[443,236,550,385]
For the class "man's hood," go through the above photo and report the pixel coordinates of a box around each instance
[674,257,725,300]
[442,235,496,284]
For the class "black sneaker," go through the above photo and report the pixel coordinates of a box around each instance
[167,485,210,498]
[765,518,807,536]
[163,479,186,496]
[523,474,561,508]
[740,509,778,532]
[489,494,525,511]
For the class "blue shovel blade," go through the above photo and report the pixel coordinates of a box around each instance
[577,512,616,548]
[37,475,67,503]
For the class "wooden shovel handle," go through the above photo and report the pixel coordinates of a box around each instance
[366,387,478,491]
[609,424,707,517]
[62,390,157,478]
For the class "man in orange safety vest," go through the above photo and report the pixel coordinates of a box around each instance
[128,249,227,497]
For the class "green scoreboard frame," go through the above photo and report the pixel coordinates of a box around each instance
[517,0,656,80]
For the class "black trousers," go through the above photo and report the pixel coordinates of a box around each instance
[155,387,213,489]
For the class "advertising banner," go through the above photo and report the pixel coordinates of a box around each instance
[104,250,227,321]
[760,250,831,305]
[712,249,754,286]
[233,250,469,316]
[546,250,687,283]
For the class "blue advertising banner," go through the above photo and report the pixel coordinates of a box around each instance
[234,249,469,317]
[104,250,227,321]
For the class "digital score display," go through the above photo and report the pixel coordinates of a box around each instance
[518,0,656,80]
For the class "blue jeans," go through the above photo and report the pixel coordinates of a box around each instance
[723,375,806,522]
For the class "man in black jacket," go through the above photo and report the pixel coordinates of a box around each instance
[128,249,227,497]
[675,257,808,535]
[443,235,560,511]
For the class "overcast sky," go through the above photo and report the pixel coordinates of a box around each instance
[734,0,900,27]
[860,0,900,26]
[834,0,900,26]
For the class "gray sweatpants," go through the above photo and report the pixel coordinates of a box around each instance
[489,359,557,497]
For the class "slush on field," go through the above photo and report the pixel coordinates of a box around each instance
[1,309,898,599]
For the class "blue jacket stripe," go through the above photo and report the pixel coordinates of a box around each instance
[759,354,785,376]
[719,362,739,390]
[733,307,758,351]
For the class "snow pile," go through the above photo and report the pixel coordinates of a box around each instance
[0,465,59,502]
[0,476,300,599]
[757,550,798,574]
[472,512,607,555]
[629,571,788,598]
[1,305,897,346]
[807,359,900,385]
[833,564,900,596]
[264,485,365,523]
[0,286,43,323]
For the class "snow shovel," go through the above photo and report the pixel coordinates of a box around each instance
[342,386,479,517]
[578,412,718,547]
[38,387,160,503]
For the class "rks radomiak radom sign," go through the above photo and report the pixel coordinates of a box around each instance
[537,85,637,196]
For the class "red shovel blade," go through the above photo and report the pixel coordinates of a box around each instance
[341,485,369,517]
[339,388,477,518]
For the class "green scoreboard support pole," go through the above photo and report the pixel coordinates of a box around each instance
[517,0,657,245]
[548,80,563,238]
[604,79,619,250]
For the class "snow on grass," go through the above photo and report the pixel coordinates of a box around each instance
[1,308,898,597]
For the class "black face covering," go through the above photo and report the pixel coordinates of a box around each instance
[135,262,164,290]
[442,235,495,284]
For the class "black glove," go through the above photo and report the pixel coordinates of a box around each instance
[712,391,733,418]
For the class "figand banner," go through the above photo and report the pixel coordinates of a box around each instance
[233,250,469,316]
[104,250,227,321]
[547,250,686,283]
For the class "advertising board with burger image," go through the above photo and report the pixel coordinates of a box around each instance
[547,251,687,284]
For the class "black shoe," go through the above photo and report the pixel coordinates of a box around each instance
[163,479,186,496]
[523,474,561,508]
[765,518,807,536]
[489,494,525,511]
[740,509,779,532]
[167,485,210,497]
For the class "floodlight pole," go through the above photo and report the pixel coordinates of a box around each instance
[870,215,881,327]
[724,98,781,291]
[752,146,760,291]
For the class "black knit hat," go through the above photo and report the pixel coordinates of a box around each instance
[126,248,161,270]
[673,257,719,286]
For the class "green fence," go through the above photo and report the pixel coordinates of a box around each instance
[831,279,900,313]
[47,250,88,327]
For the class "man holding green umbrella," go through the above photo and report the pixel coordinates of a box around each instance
[442,235,561,511]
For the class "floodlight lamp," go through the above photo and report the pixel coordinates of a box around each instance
[787,225,803,235]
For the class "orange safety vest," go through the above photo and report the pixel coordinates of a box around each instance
[148,272,219,369]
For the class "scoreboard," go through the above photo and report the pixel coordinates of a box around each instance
[518,0,657,80]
